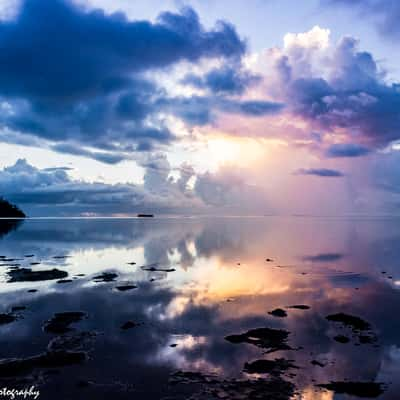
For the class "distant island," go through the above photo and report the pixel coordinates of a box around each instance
[137,214,154,218]
[0,198,26,218]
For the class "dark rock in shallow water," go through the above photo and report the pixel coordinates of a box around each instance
[44,312,87,334]
[8,268,68,282]
[47,331,97,353]
[268,308,287,318]
[27,289,38,293]
[0,351,86,378]
[326,312,378,345]
[244,358,298,376]
[317,381,385,398]
[326,313,371,331]
[0,313,17,325]
[170,370,296,400]
[92,272,118,282]
[141,265,175,272]
[333,335,350,344]
[288,304,310,310]
[115,284,137,291]
[16,333,95,386]
[225,327,292,353]
[11,306,26,312]
[56,279,73,284]
[120,321,140,330]
[170,370,216,384]
[311,360,325,367]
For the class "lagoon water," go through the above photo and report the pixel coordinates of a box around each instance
[0,217,399,399]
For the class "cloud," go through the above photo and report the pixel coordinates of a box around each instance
[160,96,283,125]
[0,0,246,159]
[325,143,371,158]
[194,167,269,211]
[182,66,259,95]
[324,0,400,40]
[268,27,400,148]
[0,159,269,216]
[0,159,199,215]
[296,168,345,177]
[0,1,244,102]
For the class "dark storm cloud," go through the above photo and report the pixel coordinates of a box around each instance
[0,0,245,102]
[160,96,284,125]
[325,143,371,158]
[0,0,246,158]
[182,66,259,95]
[51,143,126,164]
[324,0,400,40]
[296,168,345,177]
[276,36,400,148]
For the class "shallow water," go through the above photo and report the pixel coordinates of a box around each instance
[0,217,399,399]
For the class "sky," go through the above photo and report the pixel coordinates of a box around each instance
[1,0,400,216]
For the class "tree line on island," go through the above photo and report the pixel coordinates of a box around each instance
[0,198,26,218]
[0,197,155,218]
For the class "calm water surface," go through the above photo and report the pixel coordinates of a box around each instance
[0,217,399,399]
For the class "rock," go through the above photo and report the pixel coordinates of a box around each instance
[56,279,73,284]
[333,335,350,344]
[120,321,139,330]
[47,331,97,352]
[326,313,371,331]
[11,306,26,312]
[141,265,175,272]
[92,272,118,282]
[326,313,377,345]
[288,305,310,310]
[8,268,68,282]
[0,351,86,378]
[311,360,325,367]
[243,358,298,376]
[225,327,292,353]
[170,370,296,400]
[316,381,385,398]
[268,308,287,318]
[43,312,87,334]
[115,285,137,291]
